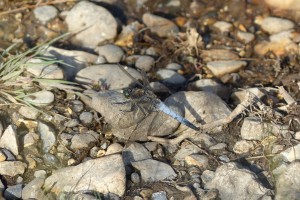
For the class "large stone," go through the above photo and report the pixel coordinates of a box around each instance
[205,162,270,200]
[92,91,230,141]
[44,154,125,196]
[275,162,300,200]
[65,1,117,48]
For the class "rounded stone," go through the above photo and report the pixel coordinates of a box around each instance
[79,112,93,125]
[33,5,58,24]
[261,17,294,34]
[95,44,124,63]
[135,55,155,72]
[156,69,186,85]
[65,1,118,48]
[24,90,54,107]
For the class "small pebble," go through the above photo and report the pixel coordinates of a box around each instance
[33,5,58,24]
[166,63,182,70]
[43,153,59,167]
[145,47,158,57]
[64,119,79,128]
[218,155,230,163]
[135,55,155,72]
[201,170,215,185]
[152,191,168,200]
[79,112,93,125]
[34,170,47,178]
[70,100,84,113]
[90,146,101,158]
[233,140,254,154]
[206,60,247,77]
[100,142,108,149]
[131,172,140,184]
[106,143,123,155]
[67,158,76,166]
[23,132,39,147]
[213,21,233,33]
[142,13,179,37]
[96,149,106,157]
[156,69,186,85]
[185,154,209,169]
[236,31,255,43]
[94,44,124,63]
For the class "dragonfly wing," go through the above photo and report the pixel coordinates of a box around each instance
[157,101,199,131]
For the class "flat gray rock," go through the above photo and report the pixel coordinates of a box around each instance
[65,1,117,48]
[132,159,177,182]
[275,162,300,200]
[205,162,270,200]
[0,125,19,156]
[236,31,255,44]
[75,64,142,90]
[70,131,99,150]
[44,154,126,197]
[213,21,233,33]
[0,161,26,176]
[122,142,152,166]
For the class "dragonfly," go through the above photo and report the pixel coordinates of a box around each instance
[113,65,200,132]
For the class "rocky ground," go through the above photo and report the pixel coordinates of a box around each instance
[0,0,300,199]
